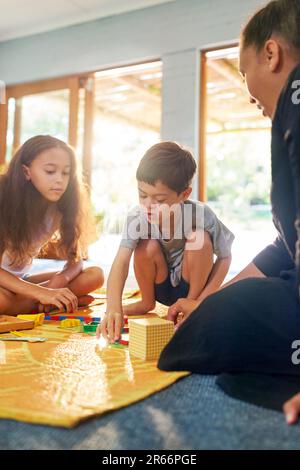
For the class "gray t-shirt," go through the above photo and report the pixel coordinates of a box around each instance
[120,199,234,287]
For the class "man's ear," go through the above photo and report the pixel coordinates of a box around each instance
[264,39,281,72]
[22,164,31,181]
[182,186,192,200]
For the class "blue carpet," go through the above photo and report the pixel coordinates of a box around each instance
[1,374,300,450]
[2,259,300,449]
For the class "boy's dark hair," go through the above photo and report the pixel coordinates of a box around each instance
[241,0,300,53]
[136,141,196,194]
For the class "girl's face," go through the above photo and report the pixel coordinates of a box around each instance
[23,148,71,202]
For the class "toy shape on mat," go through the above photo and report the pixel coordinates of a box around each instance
[83,321,100,335]
[0,336,46,343]
[45,314,100,322]
[60,318,81,328]
[0,315,35,334]
[119,332,129,346]
[17,313,45,327]
[129,317,174,361]
[8,330,46,342]
[109,342,127,349]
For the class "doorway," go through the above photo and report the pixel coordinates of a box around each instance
[200,46,277,276]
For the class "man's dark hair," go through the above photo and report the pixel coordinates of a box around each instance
[241,0,300,52]
[136,141,196,194]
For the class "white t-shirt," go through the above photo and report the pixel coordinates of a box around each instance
[0,206,61,278]
[120,199,235,287]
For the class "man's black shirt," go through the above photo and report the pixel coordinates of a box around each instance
[254,63,300,292]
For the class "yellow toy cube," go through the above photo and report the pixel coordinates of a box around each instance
[60,319,81,328]
[129,317,174,361]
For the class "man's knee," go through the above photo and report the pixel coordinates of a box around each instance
[158,283,265,373]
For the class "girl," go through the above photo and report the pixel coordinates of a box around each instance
[0,135,103,315]
[158,0,300,424]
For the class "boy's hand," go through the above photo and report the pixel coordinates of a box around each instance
[97,312,124,343]
[167,298,199,326]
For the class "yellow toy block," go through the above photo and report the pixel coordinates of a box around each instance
[129,317,174,361]
[17,313,45,327]
[60,318,81,328]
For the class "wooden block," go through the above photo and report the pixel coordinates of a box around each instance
[0,315,35,333]
[129,317,174,361]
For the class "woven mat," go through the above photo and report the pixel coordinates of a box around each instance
[0,294,188,428]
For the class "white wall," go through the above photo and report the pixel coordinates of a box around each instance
[0,0,264,194]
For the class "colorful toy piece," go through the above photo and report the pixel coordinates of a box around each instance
[110,342,127,349]
[44,315,97,322]
[60,318,81,328]
[44,315,60,321]
[83,321,100,334]
[17,313,45,327]
[129,317,174,361]
[119,333,129,346]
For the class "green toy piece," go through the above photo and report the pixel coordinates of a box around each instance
[83,321,100,335]
[109,341,127,349]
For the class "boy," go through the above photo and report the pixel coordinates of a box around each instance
[98,141,234,343]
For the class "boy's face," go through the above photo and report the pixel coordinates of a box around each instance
[138,180,191,224]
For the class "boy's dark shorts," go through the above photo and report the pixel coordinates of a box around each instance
[154,275,190,306]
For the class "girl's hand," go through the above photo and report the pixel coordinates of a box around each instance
[283,392,300,424]
[167,298,200,326]
[97,311,123,343]
[33,286,78,312]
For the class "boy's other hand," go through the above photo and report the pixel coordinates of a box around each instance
[283,392,300,424]
[167,298,199,326]
[97,311,123,343]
